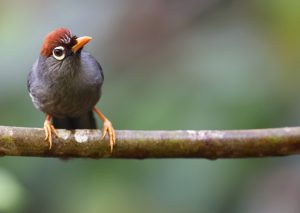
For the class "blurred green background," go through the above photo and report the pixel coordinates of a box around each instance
[1,0,300,212]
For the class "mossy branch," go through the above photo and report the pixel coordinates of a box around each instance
[0,126,299,159]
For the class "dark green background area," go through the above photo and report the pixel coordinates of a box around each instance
[1,1,300,212]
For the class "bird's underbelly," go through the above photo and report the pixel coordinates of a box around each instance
[34,84,100,118]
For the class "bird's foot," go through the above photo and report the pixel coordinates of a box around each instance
[93,107,116,152]
[44,119,58,149]
[101,119,116,153]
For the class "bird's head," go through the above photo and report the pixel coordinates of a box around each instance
[38,28,92,76]
[41,28,91,60]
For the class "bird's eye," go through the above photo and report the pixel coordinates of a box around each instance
[52,46,65,60]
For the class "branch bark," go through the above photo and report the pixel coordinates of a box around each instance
[0,125,300,159]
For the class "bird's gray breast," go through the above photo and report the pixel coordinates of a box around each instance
[28,52,103,118]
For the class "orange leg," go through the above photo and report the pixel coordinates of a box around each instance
[44,115,58,149]
[93,107,116,152]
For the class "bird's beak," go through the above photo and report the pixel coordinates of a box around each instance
[72,36,92,53]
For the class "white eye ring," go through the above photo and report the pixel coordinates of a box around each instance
[52,46,65,60]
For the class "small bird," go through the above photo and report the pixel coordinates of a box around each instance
[27,28,116,151]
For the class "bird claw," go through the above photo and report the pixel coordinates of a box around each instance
[101,120,116,153]
[44,120,58,149]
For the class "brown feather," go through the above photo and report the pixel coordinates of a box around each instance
[40,28,77,57]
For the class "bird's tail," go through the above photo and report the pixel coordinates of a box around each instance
[52,111,97,129]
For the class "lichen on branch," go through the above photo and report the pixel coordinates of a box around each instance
[0,126,299,159]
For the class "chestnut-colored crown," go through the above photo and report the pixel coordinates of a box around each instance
[40,28,77,57]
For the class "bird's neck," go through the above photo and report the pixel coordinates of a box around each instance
[40,55,82,81]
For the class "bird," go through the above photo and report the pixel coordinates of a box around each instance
[27,28,116,152]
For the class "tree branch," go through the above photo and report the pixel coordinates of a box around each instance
[0,125,300,159]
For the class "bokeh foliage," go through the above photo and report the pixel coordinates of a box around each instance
[0,0,300,212]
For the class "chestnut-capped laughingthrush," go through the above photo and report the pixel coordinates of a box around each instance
[27,28,116,151]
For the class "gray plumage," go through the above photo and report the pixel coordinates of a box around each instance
[28,50,104,129]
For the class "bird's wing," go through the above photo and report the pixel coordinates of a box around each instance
[96,60,104,81]
[27,60,38,93]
